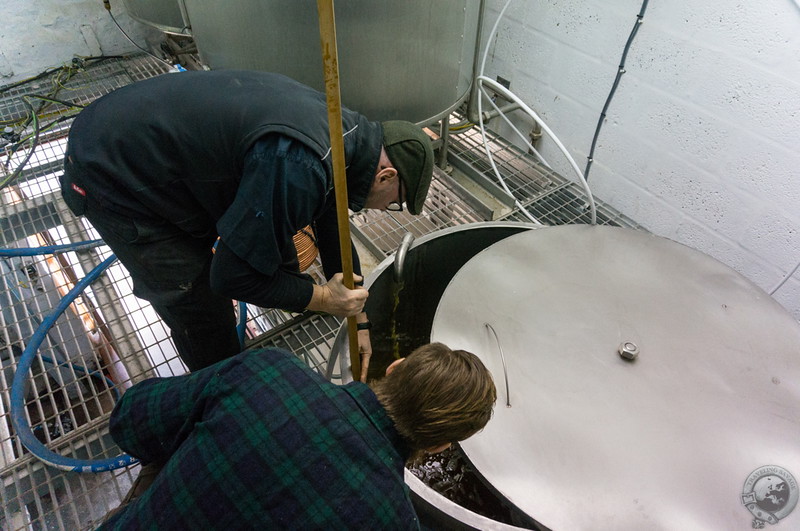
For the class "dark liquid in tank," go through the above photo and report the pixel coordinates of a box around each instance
[407,444,525,526]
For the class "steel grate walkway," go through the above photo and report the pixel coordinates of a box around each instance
[1,53,637,530]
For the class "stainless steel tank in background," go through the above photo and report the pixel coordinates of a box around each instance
[179,0,481,124]
[121,0,187,35]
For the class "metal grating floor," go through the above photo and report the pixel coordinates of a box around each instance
[445,124,640,228]
[1,53,636,530]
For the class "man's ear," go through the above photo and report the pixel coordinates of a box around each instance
[385,357,405,376]
[376,166,398,184]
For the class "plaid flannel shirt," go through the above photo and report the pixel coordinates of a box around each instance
[99,347,419,530]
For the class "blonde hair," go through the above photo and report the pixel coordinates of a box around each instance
[372,342,496,450]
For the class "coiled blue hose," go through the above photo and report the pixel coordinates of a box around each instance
[0,240,103,257]
[10,254,139,472]
[6,283,122,402]
[6,238,248,471]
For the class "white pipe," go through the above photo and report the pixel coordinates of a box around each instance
[476,0,596,225]
[476,0,541,224]
[479,0,513,79]
[479,76,598,225]
[480,85,551,168]
[476,84,542,224]
[0,377,16,467]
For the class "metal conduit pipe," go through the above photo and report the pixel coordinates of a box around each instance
[481,102,522,122]
[437,115,451,168]
[466,0,489,125]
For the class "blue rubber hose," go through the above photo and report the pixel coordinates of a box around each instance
[5,278,122,402]
[0,240,103,257]
[10,254,138,472]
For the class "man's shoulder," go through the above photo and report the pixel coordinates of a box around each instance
[218,347,331,388]
[231,347,304,370]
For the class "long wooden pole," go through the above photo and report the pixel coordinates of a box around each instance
[317,0,361,380]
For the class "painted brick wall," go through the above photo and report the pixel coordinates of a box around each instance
[479,0,800,320]
[1,0,159,83]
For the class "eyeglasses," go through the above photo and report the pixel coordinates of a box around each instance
[387,178,405,212]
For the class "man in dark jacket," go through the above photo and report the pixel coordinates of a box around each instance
[60,70,434,374]
[98,342,497,529]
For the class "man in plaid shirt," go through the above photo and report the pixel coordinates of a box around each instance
[98,343,496,529]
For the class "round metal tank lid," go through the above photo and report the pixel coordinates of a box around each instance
[430,225,800,530]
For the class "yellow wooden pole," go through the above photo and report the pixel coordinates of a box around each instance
[316,0,361,380]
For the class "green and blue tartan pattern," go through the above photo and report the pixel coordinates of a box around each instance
[100,347,419,530]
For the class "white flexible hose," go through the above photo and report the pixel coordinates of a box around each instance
[478,76,598,225]
[481,89,552,168]
[476,91,541,224]
[475,0,540,224]
[480,0,513,78]
[478,0,795,297]
[476,0,597,225]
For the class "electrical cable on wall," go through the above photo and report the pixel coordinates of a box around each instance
[475,2,795,302]
[576,0,798,302]
[584,0,650,181]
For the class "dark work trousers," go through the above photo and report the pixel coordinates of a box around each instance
[81,205,241,371]
[61,152,241,372]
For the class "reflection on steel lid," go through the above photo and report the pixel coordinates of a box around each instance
[431,225,800,530]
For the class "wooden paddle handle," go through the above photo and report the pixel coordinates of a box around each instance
[317,0,361,380]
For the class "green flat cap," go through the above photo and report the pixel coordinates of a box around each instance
[382,120,434,215]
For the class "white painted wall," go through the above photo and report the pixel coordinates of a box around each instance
[479,0,800,320]
[1,0,159,83]
[5,0,799,320]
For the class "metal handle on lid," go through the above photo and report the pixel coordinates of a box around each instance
[485,323,511,407]
[394,232,415,283]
